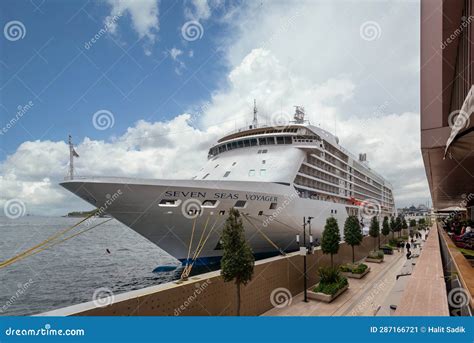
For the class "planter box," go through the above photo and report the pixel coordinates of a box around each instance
[307,284,349,303]
[365,257,383,263]
[340,267,370,279]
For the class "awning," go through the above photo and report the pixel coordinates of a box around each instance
[445,85,474,159]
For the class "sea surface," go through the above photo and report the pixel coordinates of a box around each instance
[0,216,186,316]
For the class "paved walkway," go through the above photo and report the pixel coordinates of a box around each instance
[263,239,422,316]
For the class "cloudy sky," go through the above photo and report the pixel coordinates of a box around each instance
[0,0,427,216]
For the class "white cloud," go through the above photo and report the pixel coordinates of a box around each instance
[169,47,183,60]
[184,0,222,21]
[1,0,428,215]
[105,0,160,55]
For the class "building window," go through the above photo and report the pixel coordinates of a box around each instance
[248,169,255,176]
[224,171,231,177]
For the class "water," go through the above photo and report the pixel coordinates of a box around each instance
[0,216,184,316]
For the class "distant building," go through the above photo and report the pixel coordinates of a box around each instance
[398,204,431,222]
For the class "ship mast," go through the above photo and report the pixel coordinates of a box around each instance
[252,99,258,128]
[68,135,79,180]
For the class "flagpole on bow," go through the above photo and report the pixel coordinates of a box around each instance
[68,135,79,180]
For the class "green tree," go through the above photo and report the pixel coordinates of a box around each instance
[402,218,408,235]
[418,218,426,230]
[390,216,396,239]
[382,216,390,240]
[395,217,402,237]
[220,208,255,316]
[369,216,380,251]
[409,219,417,228]
[321,217,341,267]
[343,215,363,263]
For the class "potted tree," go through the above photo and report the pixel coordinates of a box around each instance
[308,217,348,302]
[390,216,396,239]
[220,208,255,316]
[381,216,394,254]
[321,216,340,267]
[367,216,384,263]
[339,215,370,279]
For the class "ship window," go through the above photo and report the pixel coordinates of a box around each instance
[276,136,285,144]
[260,169,266,176]
[219,210,226,215]
[267,137,275,144]
[269,202,277,210]
[223,171,231,177]
[237,140,244,148]
[257,150,262,154]
[262,160,266,164]
[232,162,237,166]
[158,199,182,207]
[202,173,210,179]
[262,149,268,153]
[259,138,267,145]
[234,200,247,208]
[244,139,250,147]
[248,169,255,176]
[258,211,263,216]
[250,138,258,146]
[284,137,292,144]
[214,164,219,168]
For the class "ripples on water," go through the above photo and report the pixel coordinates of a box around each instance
[0,216,196,316]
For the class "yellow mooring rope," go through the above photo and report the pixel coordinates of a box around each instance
[0,212,110,269]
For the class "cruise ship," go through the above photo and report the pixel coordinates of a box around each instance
[61,105,395,265]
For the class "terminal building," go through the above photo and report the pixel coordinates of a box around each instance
[421,0,473,315]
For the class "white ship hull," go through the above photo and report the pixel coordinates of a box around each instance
[61,177,353,263]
